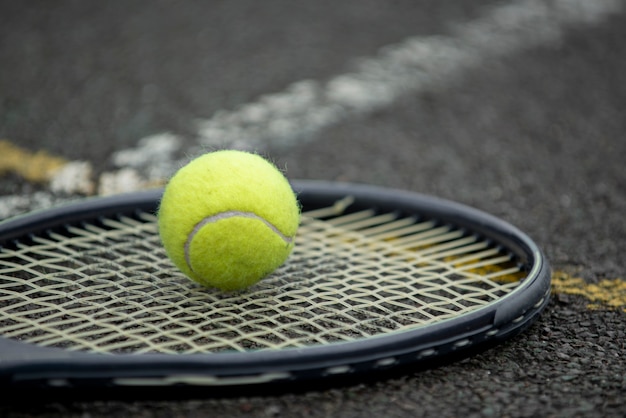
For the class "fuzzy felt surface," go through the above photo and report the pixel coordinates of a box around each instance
[157,150,300,290]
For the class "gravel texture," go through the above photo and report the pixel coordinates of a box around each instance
[1,1,625,416]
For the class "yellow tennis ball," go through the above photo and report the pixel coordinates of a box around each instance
[157,150,300,291]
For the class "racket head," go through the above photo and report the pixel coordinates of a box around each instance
[0,180,551,391]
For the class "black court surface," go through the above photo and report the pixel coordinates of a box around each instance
[1,1,625,417]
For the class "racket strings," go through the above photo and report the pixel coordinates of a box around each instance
[0,202,525,354]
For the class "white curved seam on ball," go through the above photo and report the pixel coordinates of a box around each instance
[183,211,294,272]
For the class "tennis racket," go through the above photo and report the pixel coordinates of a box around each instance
[0,180,550,391]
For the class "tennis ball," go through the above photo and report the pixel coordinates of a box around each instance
[157,150,300,291]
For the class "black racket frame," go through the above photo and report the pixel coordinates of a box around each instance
[0,181,551,390]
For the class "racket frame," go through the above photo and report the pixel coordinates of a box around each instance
[0,181,551,389]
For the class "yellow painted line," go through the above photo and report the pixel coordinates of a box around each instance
[0,140,160,196]
[552,271,626,313]
[0,140,67,183]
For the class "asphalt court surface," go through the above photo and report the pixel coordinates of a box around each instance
[1,1,625,417]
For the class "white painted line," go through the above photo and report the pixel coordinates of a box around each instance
[1,0,622,215]
[100,132,183,195]
[112,133,181,172]
[0,192,74,220]
[49,161,95,195]
[196,0,624,152]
